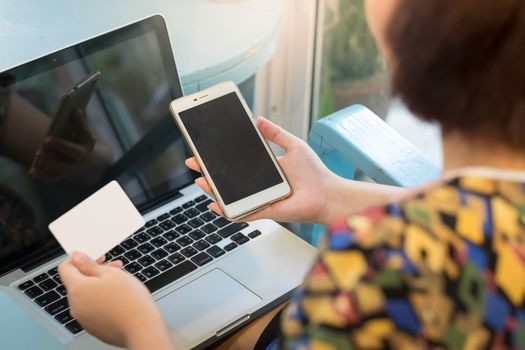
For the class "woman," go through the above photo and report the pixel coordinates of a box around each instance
[58,0,525,348]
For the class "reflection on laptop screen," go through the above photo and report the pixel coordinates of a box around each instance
[0,16,192,273]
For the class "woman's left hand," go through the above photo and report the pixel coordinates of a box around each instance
[59,252,174,349]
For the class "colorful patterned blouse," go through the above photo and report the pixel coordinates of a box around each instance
[280,171,525,349]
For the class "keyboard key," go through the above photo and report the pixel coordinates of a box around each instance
[184,208,200,218]
[191,252,213,266]
[193,240,211,251]
[248,230,262,239]
[151,237,168,248]
[137,243,155,254]
[105,253,113,262]
[138,256,156,267]
[145,219,158,228]
[45,298,68,316]
[55,310,73,324]
[35,291,60,307]
[207,246,226,258]
[160,220,176,230]
[157,213,171,222]
[18,280,34,291]
[196,200,213,212]
[205,234,222,245]
[125,262,143,273]
[182,201,195,209]
[53,275,62,284]
[109,245,125,256]
[175,224,192,235]
[134,232,151,244]
[145,261,198,293]
[231,233,250,245]
[47,267,58,276]
[112,256,130,266]
[147,226,164,237]
[168,253,185,265]
[163,230,179,241]
[218,222,249,239]
[171,214,187,225]
[39,278,58,291]
[135,273,147,282]
[200,212,217,222]
[188,218,205,228]
[164,242,181,253]
[224,242,238,251]
[155,259,173,271]
[201,223,217,234]
[189,230,206,240]
[121,238,139,250]
[33,273,48,283]
[25,286,44,299]
[194,195,208,203]
[65,320,83,334]
[142,266,160,279]
[151,249,169,260]
[124,249,142,261]
[169,207,183,215]
[213,217,231,228]
[57,285,68,296]
[181,246,198,258]
[176,236,193,247]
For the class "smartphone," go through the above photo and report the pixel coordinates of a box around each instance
[47,71,101,138]
[169,81,292,220]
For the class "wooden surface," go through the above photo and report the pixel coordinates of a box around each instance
[0,0,284,93]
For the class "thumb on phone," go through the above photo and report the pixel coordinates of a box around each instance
[256,117,300,151]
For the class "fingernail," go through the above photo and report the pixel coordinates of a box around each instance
[73,252,87,263]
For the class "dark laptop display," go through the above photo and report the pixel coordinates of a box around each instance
[0,16,194,275]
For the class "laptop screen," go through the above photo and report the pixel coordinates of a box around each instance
[0,15,194,275]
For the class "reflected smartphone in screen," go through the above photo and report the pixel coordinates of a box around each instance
[169,81,291,220]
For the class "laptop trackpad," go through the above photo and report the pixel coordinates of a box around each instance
[157,269,262,341]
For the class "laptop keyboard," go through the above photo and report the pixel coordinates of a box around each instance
[16,195,262,335]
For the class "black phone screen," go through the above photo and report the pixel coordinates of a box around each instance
[179,92,284,205]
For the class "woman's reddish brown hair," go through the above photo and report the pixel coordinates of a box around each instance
[387,0,525,148]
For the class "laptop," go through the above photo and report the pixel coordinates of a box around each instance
[0,15,317,349]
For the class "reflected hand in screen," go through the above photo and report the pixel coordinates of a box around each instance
[29,109,96,183]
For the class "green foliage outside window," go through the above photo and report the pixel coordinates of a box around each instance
[317,0,384,119]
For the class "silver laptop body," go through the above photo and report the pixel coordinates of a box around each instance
[0,15,317,350]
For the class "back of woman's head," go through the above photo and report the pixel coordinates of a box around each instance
[387,0,525,148]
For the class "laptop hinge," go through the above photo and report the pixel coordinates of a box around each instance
[138,190,184,215]
[20,247,64,273]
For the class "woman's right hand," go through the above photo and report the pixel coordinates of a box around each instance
[185,117,341,225]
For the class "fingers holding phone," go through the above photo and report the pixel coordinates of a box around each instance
[184,114,338,224]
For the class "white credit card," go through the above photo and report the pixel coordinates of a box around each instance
[49,181,145,260]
